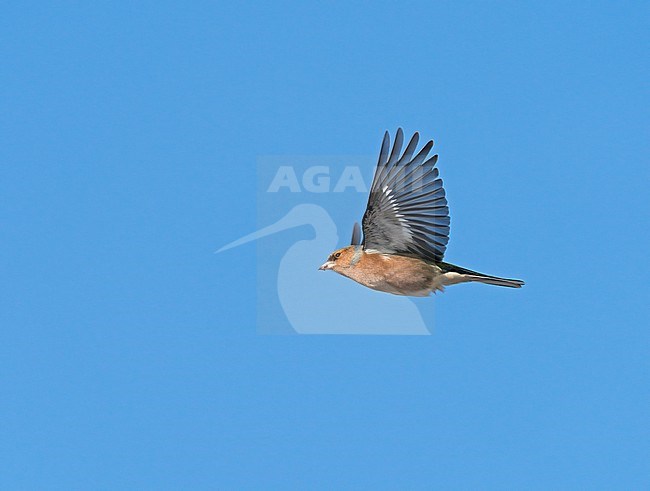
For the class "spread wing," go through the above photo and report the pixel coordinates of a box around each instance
[361,128,450,263]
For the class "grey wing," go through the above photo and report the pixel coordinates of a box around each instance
[361,128,450,263]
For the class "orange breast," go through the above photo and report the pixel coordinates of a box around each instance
[341,252,438,295]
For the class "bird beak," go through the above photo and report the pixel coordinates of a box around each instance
[319,261,334,271]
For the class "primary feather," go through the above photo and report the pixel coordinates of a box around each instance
[362,128,450,263]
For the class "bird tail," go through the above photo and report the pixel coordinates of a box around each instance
[440,262,525,288]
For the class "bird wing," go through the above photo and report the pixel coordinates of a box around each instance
[361,128,450,263]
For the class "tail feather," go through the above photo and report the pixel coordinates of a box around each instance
[462,275,524,288]
[439,262,524,289]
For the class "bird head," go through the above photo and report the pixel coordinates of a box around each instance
[318,245,358,272]
[319,222,362,272]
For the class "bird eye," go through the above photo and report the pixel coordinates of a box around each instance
[335,252,341,258]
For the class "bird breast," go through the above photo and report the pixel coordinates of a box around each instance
[337,252,442,297]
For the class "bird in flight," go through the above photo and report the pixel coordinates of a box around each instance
[319,128,524,296]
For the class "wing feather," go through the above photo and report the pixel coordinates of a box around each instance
[361,128,450,262]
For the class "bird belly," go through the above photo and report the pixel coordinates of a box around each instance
[339,253,442,297]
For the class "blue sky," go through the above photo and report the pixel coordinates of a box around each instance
[1,1,649,489]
